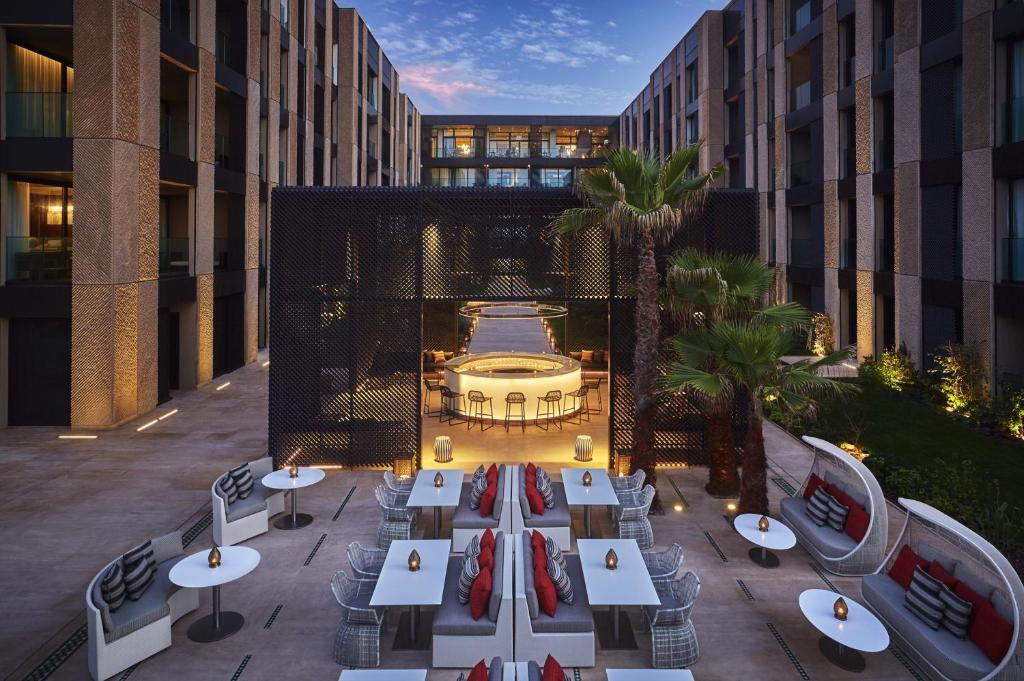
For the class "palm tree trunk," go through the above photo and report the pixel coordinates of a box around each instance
[738,400,769,514]
[632,233,661,508]
[705,401,740,497]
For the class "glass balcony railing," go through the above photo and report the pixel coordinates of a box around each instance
[5,92,72,137]
[790,159,812,187]
[215,133,230,168]
[790,81,811,111]
[1007,97,1024,144]
[790,237,819,267]
[1003,237,1024,283]
[874,137,893,172]
[160,114,189,157]
[840,237,856,269]
[840,147,855,179]
[6,236,72,282]
[159,237,190,277]
[875,36,893,73]
[875,238,894,272]
[213,237,230,271]
[488,143,529,158]
[436,141,478,158]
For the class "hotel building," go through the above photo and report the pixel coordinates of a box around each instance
[619,0,1024,391]
[0,1,419,428]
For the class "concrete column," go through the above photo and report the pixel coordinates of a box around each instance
[71,0,160,428]
[194,0,216,386]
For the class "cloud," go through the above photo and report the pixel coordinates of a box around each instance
[615,54,633,63]
[551,6,591,26]
[401,62,497,103]
[607,20,617,28]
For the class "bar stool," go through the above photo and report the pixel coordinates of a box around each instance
[584,375,604,414]
[536,390,563,431]
[439,386,466,425]
[563,385,591,424]
[504,392,526,432]
[423,376,443,416]
[466,390,494,431]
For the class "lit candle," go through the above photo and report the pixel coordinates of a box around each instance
[833,597,848,621]
[208,547,221,568]
[582,471,592,487]
[289,463,299,479]
[605,548,618,570]
[758,515,770,532]
[408,549,421,572]
[434,472,444,487]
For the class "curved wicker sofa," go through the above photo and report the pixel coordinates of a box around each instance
[778,435,888,576]
[862,499,1024,681]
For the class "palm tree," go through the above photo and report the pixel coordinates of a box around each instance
[663,250,775,496]
[664,307,853,514]
[549,145,722,503]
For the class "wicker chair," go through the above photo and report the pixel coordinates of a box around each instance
[779,436,888,576]
[374,485,417,549]
[384,470,415,493]
[643,543,684,586]
[347,541,387,581]
[646,571,701,669]
[330,571,386,667]
[610,468,646,494]
[862,499,1024,681]
[612,484,656,549]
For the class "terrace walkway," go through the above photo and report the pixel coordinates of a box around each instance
[0,351,917,681]
[466,305,553,354]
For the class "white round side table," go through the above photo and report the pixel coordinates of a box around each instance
[799,588,890,673]
[733,513,797,568]
[169,545,260,643]
[262,466,326,530]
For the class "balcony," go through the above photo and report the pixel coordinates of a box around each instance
[874,36,893,73]
[159,237,190,277]
[213,237,230,271]
[1006,97,1024,144]
[875,238,894,272]
[790,159,812,187]
[488,143,529,159]
[160,114,190,157]
[789,237,819,267]
[5,92,72,137]
[790,81,811,111]
[436,141,478,159]
[1003,237,1024,283]
[5,236,72,282]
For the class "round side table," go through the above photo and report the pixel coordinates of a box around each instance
[262,466,326,530]
[733,513,797,568]
[799,588,890,673]
[169,545,260,643]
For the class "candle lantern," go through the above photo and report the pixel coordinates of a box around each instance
[208,547,221,568]
[605,548,618,570]
[758,515,770,532]
[582,470,593,487]
[289,463,299,479]
[833,597,849,621]
[408,549,421,572]
[434,472,444,487]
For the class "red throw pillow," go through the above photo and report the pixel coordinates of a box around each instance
[803,473,825,500]
[955,581,988,624]
[467,660,488,681]
[844,504,869,543]
[479,480,497,517]
[486,463,498,484]
[970,600,1014,665]
[928,561,957,590]
[826,484,859,513]
[542,655,565,681]
[469,568,492,620]
[480,528,495,553]
[526,484,546,515]
[534,563,558,617]
[527,462,536,477]
[531,529,546,552]
[888,545,929,589]
[478,545,494,572]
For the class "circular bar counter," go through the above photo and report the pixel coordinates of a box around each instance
[444,352,582,422]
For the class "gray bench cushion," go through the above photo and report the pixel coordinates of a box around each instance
[781,497,857,558]
[528,661,541,681]
[488,657,503,681]
[862,573,994,681]
[432,557,498,636]
[823,470,868,509]
[524,483,570,529]
[530,556,594,633]
[453,483,500,530]
[519,464,531,519]
[225,488,269,523]
[522,532,540,619]
[489,531,505,622]
[94,554,187,643]
[493,466,505,522]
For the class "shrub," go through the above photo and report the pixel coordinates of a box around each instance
[807,312,835,356]
[1000,386,1024,442]
[861,345,915,392]
[928,342,990,418]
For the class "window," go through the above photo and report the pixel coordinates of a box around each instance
[4,180,73,282]
[279,48,288,103]
[789,205,819,267]
[534,168,572,188]
[430,127,477,158]
[279,0,288,29]
[874,0,894,73]
[487,127,529,158]
[790,0,811,35]
[296,0,305,44]
[297,62,306,118]
[840,199,856,269]
[874,95,894,172]
[838,19,855,89]
[487,168,528,187]
[789,47,811,111]
[921,0,962,44]
[1006,179,1024,282]
[686,63,698,103]
[4,44,73,138]
[839,109,855,179]
[332,43,338,86]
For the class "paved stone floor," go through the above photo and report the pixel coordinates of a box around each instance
[0,351,919,681]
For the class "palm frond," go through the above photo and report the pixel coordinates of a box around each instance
[753,302,811,328]
[662,363,731,399]
[548,207,606,235]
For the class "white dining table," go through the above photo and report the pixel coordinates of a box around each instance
[406,469,465,538]
[370,539,451,650]
[561,467,619,538]
[578,538,660,650]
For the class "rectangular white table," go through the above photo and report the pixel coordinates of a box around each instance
[370,539,451,650]
[578,538,660,650]
[606,671,694,681]
[340,671,427,681]
[407,469,465,538]
[561,467,619,538]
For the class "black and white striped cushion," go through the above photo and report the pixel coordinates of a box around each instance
[805,488,831,526]
[826,496,849,532]
[545,536,566,571]
[457,555,480,605]
[230,463,254,499]
[537,475,555,509]
[547,558,574,604]
[123,539,155,571]
[218,474,238,505]
[469,476,487,510]
[905,566,945,629]
[472,465,486,483]
[939,584,972,639]
[122,541,156,601]
[464,534,481,559]
[536,467,549,485]
[100,561,126,612]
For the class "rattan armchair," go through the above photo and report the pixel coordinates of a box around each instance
[330,571,386,667]
[612,484,656,549]
[647,571,701,668]
[347,541,387,581]
[643,543,684,585]
[374,485,417,549]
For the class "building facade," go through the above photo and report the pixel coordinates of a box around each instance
[0,0,419,428]
[619,0,1024,392]
[420,115,616,189]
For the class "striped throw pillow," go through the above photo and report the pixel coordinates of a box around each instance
[939,584,972,639]
[122,541,156,601]
[472,465,486,483]
[230,463,254,499]
[457,555,480,605]
[826,496,850,532]
[100,561,126,612]
[469,475,487,510]
[805,487,831,526]
[465,534,481,560]
[537,475,555,509]
[123,539,155,571]
[545,536,566,572]
[218,474,238,505]
[905,566,946,629]
[547,558,575,604]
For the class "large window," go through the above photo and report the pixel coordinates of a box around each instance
[1006,179,1024,282]
[427,168,482,187]
[686,63,698,103]
[430,127,477,158]
[534,168,571,188]
[686,114,699,145]
[487,168,528,187]
[487,127,529,158]
[5,44,73,138]
[790,0,811,35]
[1008,40,1024,144]
[5,180,73,282]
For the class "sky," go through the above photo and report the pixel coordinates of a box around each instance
[357,1,727,116]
